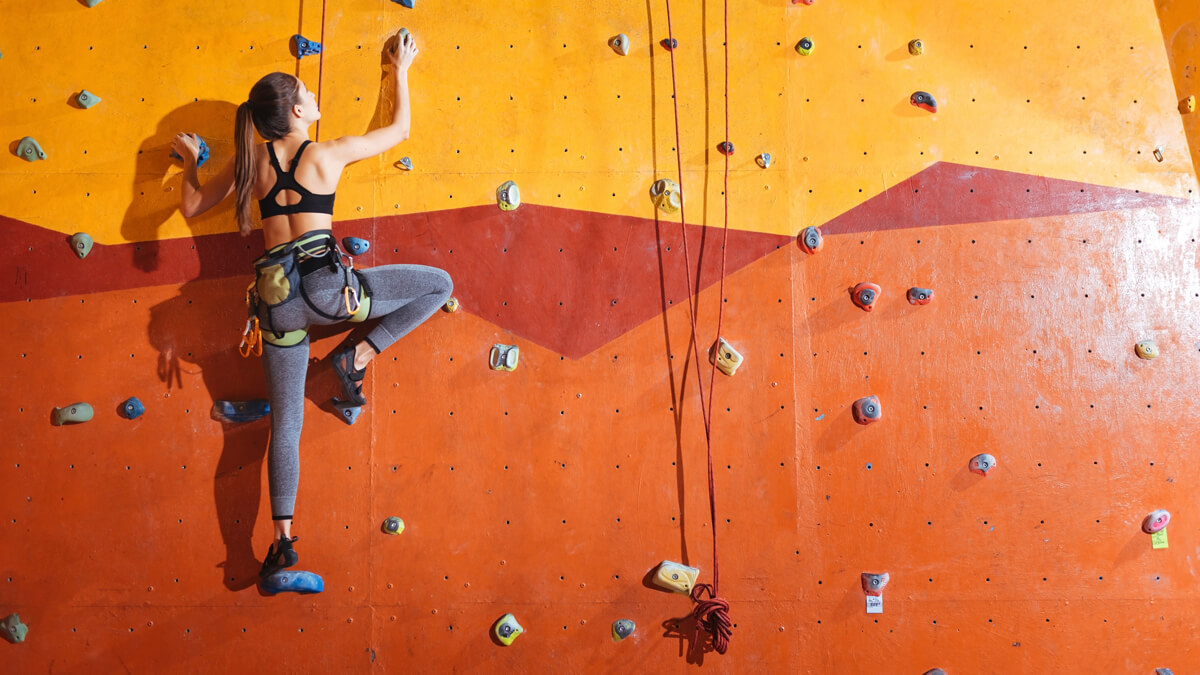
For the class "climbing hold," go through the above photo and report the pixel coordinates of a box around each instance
[794,37,814,56]
[851,282,881,311]
[293,34,322,58]
[342,237,370,256]
[1142,509,1171,534]
[211,399,270,424]
[1154,147,1164,162]
[611,619,635,642]
[660,38,678,51]
[861,572,889,614]
[649,178,682,214]
[169,135,210,167]
[922,670,946,675]
[1182,96,1196,114]
[906,287,934,305]
[755,153,772,169]
[76,90,101,109]
[709,337,744,376]
[85,0,102,5]
[798,226,823,254]
[652,560,699,595]
[442,297,459,313]
[333,400,362,426]
[261,570,324,595]
[52,403,93,426]
[1135,340,1158,360]
[908,39,924,56]
[1157,668,1176,675]
[17,137,46,162]
[1,614,27,644]
[497,180,520,211]
[394,156,413,171]
[70,232,94,259]
[969,453,997,476]
[490,344,520,372]
[390,0,415,7]
[494,613,524,646]
[717,141,734,156]
[120,397,145,420]
[609,34,630,56]
[911,91,937,113]
[792,0,815,4]
[852,395,882,425]
[381,516,405,535]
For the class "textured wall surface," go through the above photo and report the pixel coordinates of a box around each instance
[2,0,1199,672]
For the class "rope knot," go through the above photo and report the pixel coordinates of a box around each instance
[690,583,732,654]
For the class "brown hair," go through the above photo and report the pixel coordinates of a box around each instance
[234,72,302,236]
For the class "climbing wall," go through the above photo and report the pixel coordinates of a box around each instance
[2,0,1199,672]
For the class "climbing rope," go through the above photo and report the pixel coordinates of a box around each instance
[314,0,329,141]
[662,0,734,655]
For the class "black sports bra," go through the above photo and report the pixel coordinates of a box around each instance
[258,140,336,219]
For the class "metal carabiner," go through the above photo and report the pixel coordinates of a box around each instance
[343,285,361,316]
[239,317,263,357]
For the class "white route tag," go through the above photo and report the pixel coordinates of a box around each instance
[866,596,883,614]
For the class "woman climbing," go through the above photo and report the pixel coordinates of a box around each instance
[171,29,452,580]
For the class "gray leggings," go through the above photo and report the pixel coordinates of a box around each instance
[260,261,453,519]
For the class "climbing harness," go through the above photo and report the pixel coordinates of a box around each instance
[662,0,734,655]
[239,231,372,356]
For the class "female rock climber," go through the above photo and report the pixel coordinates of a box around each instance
[171,29,452,580]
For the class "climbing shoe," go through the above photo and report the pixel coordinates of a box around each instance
[331,345,367,406]
[260,535,299,579]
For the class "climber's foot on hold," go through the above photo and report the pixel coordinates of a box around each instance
[332,346,367,406]
[260,535,299,579]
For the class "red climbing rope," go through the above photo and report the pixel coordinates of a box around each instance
[663,0,733,655]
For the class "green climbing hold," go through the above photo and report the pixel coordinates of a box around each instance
[85,0,103,6]
[17,137,46,162]
[70,233,94,259]
[53,402,93,426]
[2,614,27,644]
[76,90,101,109]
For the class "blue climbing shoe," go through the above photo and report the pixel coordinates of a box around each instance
[331,346,367,406]
[259,535,299,579]
[261,570,324,595]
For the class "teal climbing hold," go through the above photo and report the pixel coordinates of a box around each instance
[76,90,101,109]
[53,402,93,426]
[70,232,94,259]
[211,399,270,424]
[85,0,103,6]
[120,397,145,420]
[17,137,46,162]
[342,237,370,256]
[390,0,415,7]
[395,156,413,171]
[169,135,209,167]
[293,34,322,58]
[261,570,324,595]
[2,614,27,644]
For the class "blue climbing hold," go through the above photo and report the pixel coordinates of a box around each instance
[390,0,415,7]
[212,399,270,424]
[120,397,145,420]
[293,34,322,58]
[169,135,209,167]
[395,156,413,171]
[261,570,324,595]
[334,399,363,426]
[342,237,370,256]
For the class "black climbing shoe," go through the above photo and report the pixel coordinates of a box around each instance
[331,346,367,406]
[260,536,299,579]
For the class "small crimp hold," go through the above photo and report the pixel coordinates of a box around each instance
[756,152,772,169]
[1154,147,1164,162]
[1135,340,1158,360]
[907,287,933,305]
[710,337,743,376]
[261,570,324,595]
[293,34,322,58]
[497,180,520,211]
[211,399,270,424]
[792,0,815,4]
[1182,96,1196,114]
[333,399,362,426]
[969,453,996,476]
[1,614,28,644]
[653,560,699,595]
[660,38,678,51]
[442,297,460,313]
[490,344,520,371]
[1142,509,1171,534]
[76,90,102,109]
[852,395,882,425]
[70,232,94,259]
[717,141,734,156]
[795,37,814,56]
[85,0,103,6]
[17,137,46,162]
[390,0,415,7]
[611,619,635,642]
[861,572,889,596]
[494,613,523,646]
[169,134,210,167]
[342,237,370,256]
[911,91,937,113]
[395,156,413,171]
[120,397,145,420]
[649,178,682,214]
[908,39,924,56]
[851,282,881,311]
[609,33,630,56]
[798,226,823,254]
[381,516,405,535]
[53,403,93,426]
[1157,669,1176,675]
